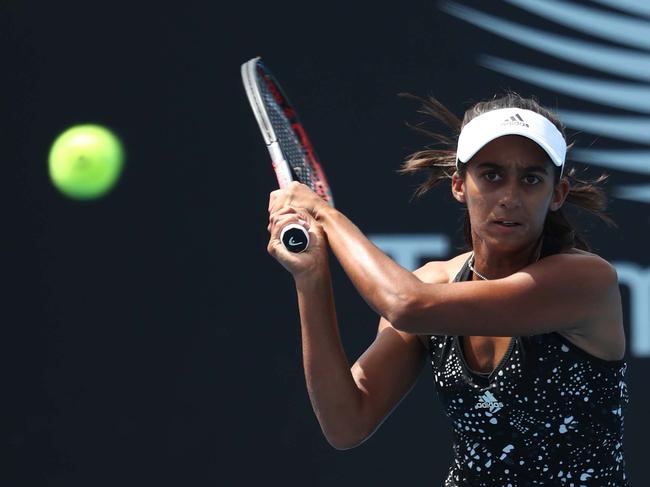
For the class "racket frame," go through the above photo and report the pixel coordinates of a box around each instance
[241,56,335,253]
[241,57,294,190]
[241,57,334,206]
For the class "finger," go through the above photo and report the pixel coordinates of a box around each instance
[268,214,310,234]
[268,206,297,231]
[291,207,311,229]
[268,189,280,213]
[268,206,301,223]
[269,211,310,238]
[269,212,305,237]
[268,189,285,213]
[269,196,287,215]
[269,205,313,222]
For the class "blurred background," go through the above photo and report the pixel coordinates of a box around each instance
[4,0,648,485]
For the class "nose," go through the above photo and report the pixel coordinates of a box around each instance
[498,181,522,209]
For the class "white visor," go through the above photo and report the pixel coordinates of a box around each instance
[456,108,566,177]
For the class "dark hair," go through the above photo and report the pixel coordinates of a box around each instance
[397,91,617,253]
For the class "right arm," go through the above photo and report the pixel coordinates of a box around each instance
[295,268,429,449]
[268,204,444,449]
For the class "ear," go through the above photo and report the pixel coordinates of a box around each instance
[549,177,570,211]
[451,171,466,203]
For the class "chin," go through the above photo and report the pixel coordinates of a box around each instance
[485,240,524,253]
[479,229,533,251]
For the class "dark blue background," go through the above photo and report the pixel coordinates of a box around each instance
[4,1,647,485]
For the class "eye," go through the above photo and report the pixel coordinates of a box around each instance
[484,172,502,182]
[523,175,541,185]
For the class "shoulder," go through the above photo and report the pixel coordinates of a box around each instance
[411,252,472,350]
[550,251,625,360]
[548,247,609,264]
[507,249,619,316]
[413,251,473,284]
[520,248,622,336]
[536,249,618,286]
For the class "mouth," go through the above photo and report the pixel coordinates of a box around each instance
[493,220,521,227]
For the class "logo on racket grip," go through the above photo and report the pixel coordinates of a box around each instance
[280,224,310,253]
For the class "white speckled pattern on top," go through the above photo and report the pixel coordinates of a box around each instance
[427,256,629,486]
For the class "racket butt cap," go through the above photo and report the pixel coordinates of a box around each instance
[280,224,310,253]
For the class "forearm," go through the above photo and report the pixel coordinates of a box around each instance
[315,206,421,323]
[294,267,367,449]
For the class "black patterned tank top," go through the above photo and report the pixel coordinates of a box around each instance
[425,255,630,486]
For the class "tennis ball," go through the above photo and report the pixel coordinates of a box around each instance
[48,124,124,200]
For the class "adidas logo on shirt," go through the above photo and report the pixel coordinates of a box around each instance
[501,113,529,128]
[475,390,504,413]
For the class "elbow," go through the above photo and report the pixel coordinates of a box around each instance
[388,285,440,333]
[382,277,432,332]
[327,438,359,451]
[387,295,419,332]
[325,431,367,451]
[322,415,371,451]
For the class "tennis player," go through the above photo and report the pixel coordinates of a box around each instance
[267,93,629,486]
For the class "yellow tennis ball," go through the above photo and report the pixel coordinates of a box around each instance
[48,124,124,200]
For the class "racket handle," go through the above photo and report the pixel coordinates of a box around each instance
[280,223,310,253]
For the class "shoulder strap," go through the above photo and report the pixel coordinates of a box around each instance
[454,255,473,282]
[419,255,473,350]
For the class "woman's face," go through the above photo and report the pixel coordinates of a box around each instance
[452,135,570,252]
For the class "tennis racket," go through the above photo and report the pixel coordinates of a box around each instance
[241,57,334,253]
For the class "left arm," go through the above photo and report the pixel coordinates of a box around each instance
[269,183,619,336]
[394,253,619,336]
[317,204,617,336]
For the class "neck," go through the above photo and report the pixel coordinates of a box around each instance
[469,235,543,280]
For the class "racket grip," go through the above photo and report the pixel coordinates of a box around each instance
[280,223,310,253]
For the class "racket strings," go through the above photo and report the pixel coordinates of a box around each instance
[258,73,321,192]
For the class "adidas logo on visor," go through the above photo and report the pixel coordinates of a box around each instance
[501,113,529,128]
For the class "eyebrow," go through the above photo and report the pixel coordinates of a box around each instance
[475,162,549,174]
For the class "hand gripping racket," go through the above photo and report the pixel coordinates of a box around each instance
[241,57,334,253]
